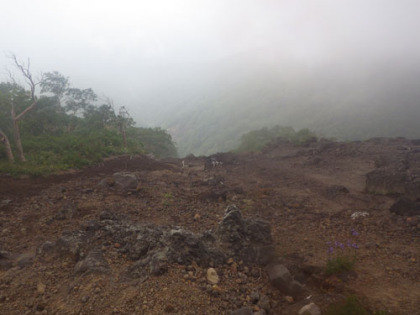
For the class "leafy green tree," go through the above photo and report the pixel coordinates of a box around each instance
[236,125,317,152]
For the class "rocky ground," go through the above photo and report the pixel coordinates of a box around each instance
[0,138,419,315]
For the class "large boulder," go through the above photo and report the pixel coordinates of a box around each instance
[389,197,420,216]
[365,168,407,195]
[99,172,139,191]
[216,205,275,265]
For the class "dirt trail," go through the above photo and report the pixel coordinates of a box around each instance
[0,140,419,314]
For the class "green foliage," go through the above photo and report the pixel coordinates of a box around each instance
[326,296,370,315]
[326,256,356,276]
[326,296,391,315]
[162,192,174,206]
[236,125,317,152]
[128,127,178,158]
[0,74,177,174]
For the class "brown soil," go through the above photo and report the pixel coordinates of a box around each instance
[0,141,419,315]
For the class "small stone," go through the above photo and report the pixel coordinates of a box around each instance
[194,213,201,220]
[37,283,46,294]
[251,268,260,278]
[252,305,260,311]
[298,302,321,315]
[207,268,220,284]
[81,295,89,303]
[227,257,234,265]
[250,291,259,304]
[164,304,175,313]
[285,296,294,303]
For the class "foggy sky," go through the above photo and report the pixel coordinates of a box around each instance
[1,0,420,125]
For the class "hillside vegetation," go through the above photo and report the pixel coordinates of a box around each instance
[0,68,177,175]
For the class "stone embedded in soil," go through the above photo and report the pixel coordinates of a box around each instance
[16,252,35,268]
[37,283,46,294]
[98,172,138,191]
[258,294,271,312]
[266,264,305,298]
[45,205,274,281]
[298,302,321,315]
[73,249,109,275]
[206,268,220,284]
[389,197,420,216]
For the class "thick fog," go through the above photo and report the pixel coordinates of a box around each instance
[1,0,420,154]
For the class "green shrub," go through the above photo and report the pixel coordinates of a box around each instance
[326,296,370,315]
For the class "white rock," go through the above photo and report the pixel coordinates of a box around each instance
[298,302,321,315]
[206,268,220,284]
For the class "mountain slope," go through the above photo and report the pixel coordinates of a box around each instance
[132,51,420,156]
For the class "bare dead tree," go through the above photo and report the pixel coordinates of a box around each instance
[0,128,15,163]
[118,106,129,149]
[9,54,39,162]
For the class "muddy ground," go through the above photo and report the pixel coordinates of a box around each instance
[0,138,419,315]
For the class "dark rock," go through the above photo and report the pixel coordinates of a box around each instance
[164,304,176,313]
[56,230,87,261]
[0,260,13,270]
[81,295,90,303]
[217,205,245,243]
[50,205,275,281]
[267,264,292,289]
[17,253,35,268]
[0,248,10,259]
[366,169,407,195]
[83,220,102,232]
[99,172,138,191]
[216,205,274,265]
[390,197,420,216]
[325,185,349,198]
[267,264,305,298]
[165,228,215,265]
[405,177,420,200]
[54,202,79,220]
[231,307,254,315]
[37,241,56,256]
[258,294,271,311]
[74,249,109,275]
[250,291,260,304]
[99,210,120,221]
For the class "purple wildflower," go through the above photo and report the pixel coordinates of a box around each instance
[335,241,344,249]
[351,229,359,237]
[328,246,334,254]
[351,243,359,249]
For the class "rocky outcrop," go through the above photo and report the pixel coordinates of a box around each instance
[38,205,274,280]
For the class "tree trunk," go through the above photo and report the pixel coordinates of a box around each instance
[11,105,26,162]
[0,128,15,163]
[121,124,127,149]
